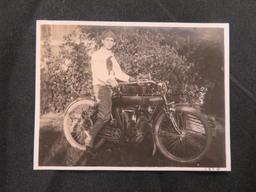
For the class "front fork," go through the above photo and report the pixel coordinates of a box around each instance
[152,135,157,156]
[151,102,179,156]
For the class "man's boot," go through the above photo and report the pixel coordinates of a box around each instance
[84,118,105,148]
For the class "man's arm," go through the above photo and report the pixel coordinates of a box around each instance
[111,57,130,82]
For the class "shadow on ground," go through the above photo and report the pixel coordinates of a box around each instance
[38,113,226,168]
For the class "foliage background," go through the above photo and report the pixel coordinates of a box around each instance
[40,25,225,117]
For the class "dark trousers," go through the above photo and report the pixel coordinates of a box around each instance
[93,85,112,122]
[90,85,112,142]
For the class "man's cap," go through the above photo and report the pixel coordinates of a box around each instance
[101,30,117,40]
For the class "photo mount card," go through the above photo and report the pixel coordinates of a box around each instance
[34,20,230,171]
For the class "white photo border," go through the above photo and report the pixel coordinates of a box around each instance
[34,20,230,171]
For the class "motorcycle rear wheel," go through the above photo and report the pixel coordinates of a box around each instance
[63,98,105,151]
[154,106,212,163]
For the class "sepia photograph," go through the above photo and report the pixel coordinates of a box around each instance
[34,21,230,171]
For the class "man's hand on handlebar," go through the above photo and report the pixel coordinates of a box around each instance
[106,78,118,88]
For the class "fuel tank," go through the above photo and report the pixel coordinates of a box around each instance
[113,95,164,107]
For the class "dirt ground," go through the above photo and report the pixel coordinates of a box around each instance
[38,113,226,168]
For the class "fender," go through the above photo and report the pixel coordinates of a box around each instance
[174,103,201,113]
[174,103,216,136]
[152,103,206,136]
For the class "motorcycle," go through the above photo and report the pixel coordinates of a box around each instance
[63,76,213,163]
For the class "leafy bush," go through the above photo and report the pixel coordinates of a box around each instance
[40,26,222,115]
[41,28,94,113]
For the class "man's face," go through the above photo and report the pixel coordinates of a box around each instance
[102,37,115,50]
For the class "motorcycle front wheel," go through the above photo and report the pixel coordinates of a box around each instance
[63,98,105,151]
[154,106,212,163]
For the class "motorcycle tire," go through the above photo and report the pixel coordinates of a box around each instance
[63,98,106,151]
[154,105,212,163]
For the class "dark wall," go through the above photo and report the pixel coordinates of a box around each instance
[1,0,256,191]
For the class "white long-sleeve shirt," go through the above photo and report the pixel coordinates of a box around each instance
[91,47,130,86]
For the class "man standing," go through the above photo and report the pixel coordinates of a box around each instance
[85,31,135,148]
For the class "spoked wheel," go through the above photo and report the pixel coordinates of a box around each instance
[63,98,105,151]
[154,106,212,163]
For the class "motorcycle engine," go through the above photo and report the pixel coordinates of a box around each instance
[122,108,137,136]
[122,108,146,144]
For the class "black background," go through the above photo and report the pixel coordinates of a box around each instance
[1,0,256,191]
